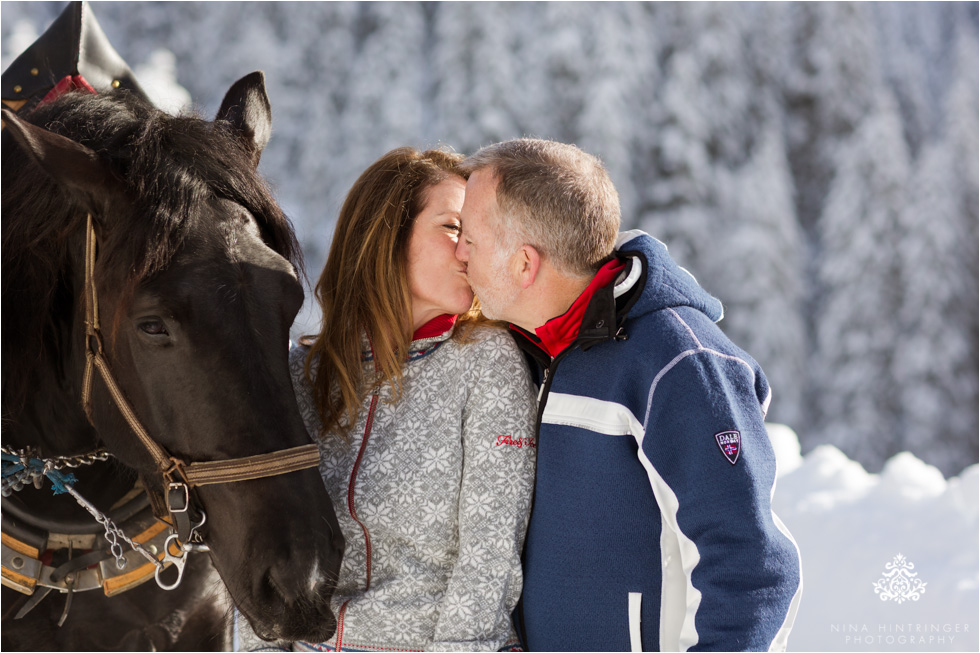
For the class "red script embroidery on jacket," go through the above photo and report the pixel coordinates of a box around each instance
[495,434,536,449]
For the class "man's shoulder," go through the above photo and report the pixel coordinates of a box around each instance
[591,304,754,385]
[618,304,715,353]
[618,305,767,404]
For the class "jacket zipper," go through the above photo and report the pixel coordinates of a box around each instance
[334,391,377,651]
[516,347,573,650]
[348,392,377,590]
[335,322,384,651]
[532,348,574,434]
[333,601,348,650]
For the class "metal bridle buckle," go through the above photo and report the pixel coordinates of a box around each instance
[166,482,190,514]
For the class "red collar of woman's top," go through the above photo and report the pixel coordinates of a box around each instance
[412,313,458,340]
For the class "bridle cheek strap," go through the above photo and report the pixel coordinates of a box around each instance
[78,213,321,515]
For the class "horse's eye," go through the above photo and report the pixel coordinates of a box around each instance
[139,319,169,337]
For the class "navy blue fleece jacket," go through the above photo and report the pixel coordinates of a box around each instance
[512,231,802,652]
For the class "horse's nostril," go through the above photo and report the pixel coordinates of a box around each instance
[266,561,305,606]
[255,558,338,642]
[266,556,336,607]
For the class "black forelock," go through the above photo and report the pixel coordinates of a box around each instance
[23,90,298,274]
[1,89,300,408]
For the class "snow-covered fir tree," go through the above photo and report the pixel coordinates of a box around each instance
[813,94,912,465]
[430,2,528,151]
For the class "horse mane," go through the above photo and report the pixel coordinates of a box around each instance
[1,89,302,412]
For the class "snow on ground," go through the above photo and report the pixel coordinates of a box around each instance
[768,424,979,652]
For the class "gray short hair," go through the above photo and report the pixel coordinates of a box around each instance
[460,138,621,278]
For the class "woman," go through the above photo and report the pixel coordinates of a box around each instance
[250,147,537,652]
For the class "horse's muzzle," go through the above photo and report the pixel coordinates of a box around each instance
[244,559,341,643]
[200,473,345,644]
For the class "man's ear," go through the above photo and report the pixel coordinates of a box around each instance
[516,244,542,289]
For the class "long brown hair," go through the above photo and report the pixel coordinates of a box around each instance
[303,147,481,437]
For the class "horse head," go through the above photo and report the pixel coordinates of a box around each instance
[1,73,342,642]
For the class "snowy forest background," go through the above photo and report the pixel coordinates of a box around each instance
[2,1,978,478]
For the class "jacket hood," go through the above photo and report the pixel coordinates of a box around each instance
[615,230,724,323]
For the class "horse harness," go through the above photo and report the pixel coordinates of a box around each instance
[2,215,322,617]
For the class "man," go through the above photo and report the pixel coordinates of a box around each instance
[455,139,802,652]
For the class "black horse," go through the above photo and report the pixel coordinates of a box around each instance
[1,73,343,650]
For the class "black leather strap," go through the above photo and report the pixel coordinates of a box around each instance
[1,489,149,536]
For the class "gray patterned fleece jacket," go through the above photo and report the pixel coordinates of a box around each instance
[287,323,537,652]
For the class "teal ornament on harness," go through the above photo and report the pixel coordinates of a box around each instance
[2,448,88,497]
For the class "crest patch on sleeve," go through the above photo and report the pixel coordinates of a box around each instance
[714,430,741,465]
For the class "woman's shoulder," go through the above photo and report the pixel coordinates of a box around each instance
[456,323,518,351]
[452,324,535,411]
[288,341,313,378]
[288,340,307,360]
[451,323,527,371]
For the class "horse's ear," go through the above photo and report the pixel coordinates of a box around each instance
[1,106,119,199]
[216,71,272,168]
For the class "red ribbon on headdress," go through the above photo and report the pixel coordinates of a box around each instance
[40,74,97,105]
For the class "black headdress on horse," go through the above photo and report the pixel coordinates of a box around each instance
[1,0,148,115]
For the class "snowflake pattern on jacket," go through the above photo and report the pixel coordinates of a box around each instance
[288,324,537,652]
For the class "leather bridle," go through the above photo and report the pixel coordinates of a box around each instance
[78,213,321,541]
[2,213,322,607]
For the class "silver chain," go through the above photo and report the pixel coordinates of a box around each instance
[56,474,163,571]
[2,446,158,571]
[1,445,113,469]
[1,445,113,496]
